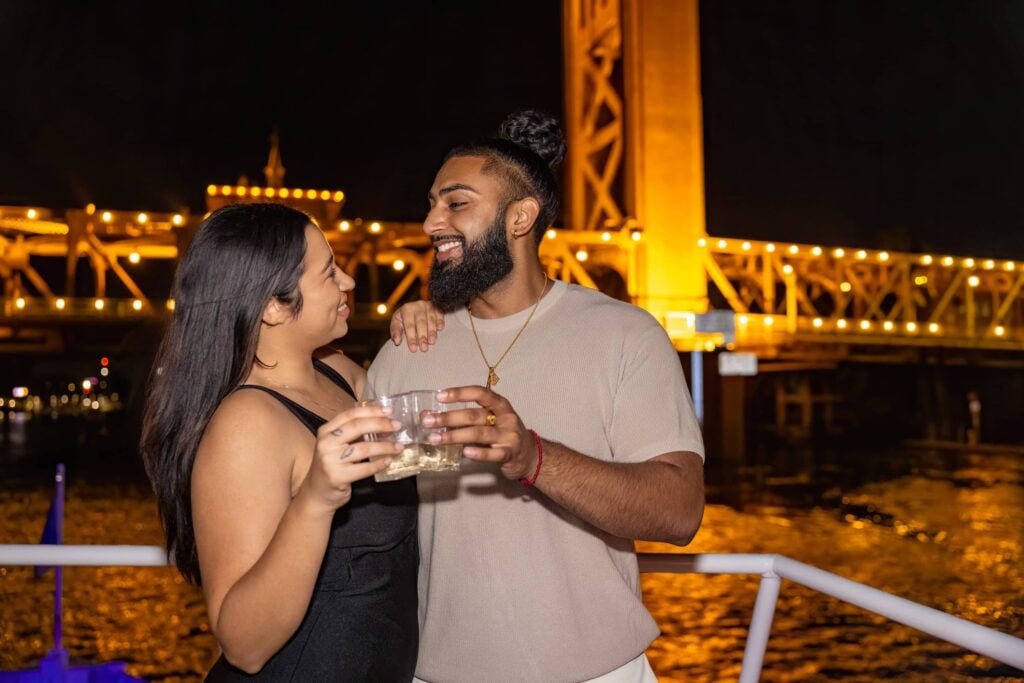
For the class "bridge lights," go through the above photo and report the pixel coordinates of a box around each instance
[906,322,918,333]
[941,256,954,266]
[737,315,749,325]
[983,259,995,270]
[855,250,867,260]
[136,213,148,224]
[859,320,871,331]
[788,244,799,254]
[717,239,728,249]
[839,281,852,293]
[369,222,383,234]
[1004,261,1016,271]
[782,264,794,275]
[86,203,96,215]
[928,322,940,334]
[920,255,933,265]
[601,231,612,242]
[101,211,113,222]
[166,299,175,311]
[207,185,216,195]
[765,243,776,253]
[697,237,707,247]
[742,241,751,251]
[15,297,25,309]
[128,252,141,264]
[546,229,557,240]
[812,317,823,328]
[914,275,928,286]
[763,315,774,327]
[376,303,388,315]
[265,188,277,198]
[320,190,331,200]
[55,298,65,310]
[968,275,980,287]
[392,259,406,271]
[172,214,184,226]
[333,191,345,202]
[995,325,1006,337]
[279,189,290,198]
[963,258,976,268]
[220,185,232,195]
[883,321,894,332]
[630,229,642,241]
[836,319,848,330]
[132,299,143,311]
[833,248,845,258]
[305,189,317,199]
[575,249,589,262]
[878,252,890,262]
[26,209,38,219]
[94,299,105,310]
[811,246,822,256]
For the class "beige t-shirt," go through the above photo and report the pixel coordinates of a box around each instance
[368,280,704,683]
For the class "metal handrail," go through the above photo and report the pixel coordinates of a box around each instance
[2,546,1022,680]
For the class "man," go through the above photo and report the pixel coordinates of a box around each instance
[369,111,704,682]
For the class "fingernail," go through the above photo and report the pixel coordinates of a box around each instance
[390,419,402,429]
[463,446,478,457]
[428,334,436,343]
[393,336,400,345]
[422,413,436,426]
[437,390,448,400]
[427,433,441,444]
[381,406,393,415]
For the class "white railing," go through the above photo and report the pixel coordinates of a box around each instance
[2,546,1022,680]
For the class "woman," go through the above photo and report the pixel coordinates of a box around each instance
[141,203,417,680]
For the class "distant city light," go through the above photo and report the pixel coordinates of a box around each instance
[12,387,28,398]
[82,379,92,390]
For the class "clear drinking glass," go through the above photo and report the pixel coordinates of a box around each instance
[360,390,463,481]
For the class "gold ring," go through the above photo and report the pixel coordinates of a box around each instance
[486,412,497,427]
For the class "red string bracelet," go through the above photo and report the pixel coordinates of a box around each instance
[519,429,543,487]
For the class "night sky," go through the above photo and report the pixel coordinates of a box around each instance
[2,0,1023,257]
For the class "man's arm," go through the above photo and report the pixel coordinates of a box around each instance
[425,386,704,546]
[533,443,704,545]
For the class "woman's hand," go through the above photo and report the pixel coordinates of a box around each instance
[421,386,539,482]
[300,405,403,513]
[390,300,445,352]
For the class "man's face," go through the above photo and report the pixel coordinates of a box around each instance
[424,156,514,311]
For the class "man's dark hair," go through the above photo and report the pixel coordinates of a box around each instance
[445,110,566,243]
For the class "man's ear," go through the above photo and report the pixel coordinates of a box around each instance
[262,297,290,326]
[508,197,541,239]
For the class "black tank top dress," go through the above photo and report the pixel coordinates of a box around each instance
[205,358,418,682]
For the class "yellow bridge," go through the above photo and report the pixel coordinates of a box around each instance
[2,0,1021,361]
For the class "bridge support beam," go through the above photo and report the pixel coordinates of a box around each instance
[623,0,708,318]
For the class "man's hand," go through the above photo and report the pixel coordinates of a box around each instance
[421,385,538,481]
[389,300,445,352]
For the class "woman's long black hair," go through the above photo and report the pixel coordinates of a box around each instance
[140,203,311,584]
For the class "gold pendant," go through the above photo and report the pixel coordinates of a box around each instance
[487,367,500,389]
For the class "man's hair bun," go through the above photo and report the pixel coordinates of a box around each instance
[498,110,566,169]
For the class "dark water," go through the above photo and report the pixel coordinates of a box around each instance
[1,415,1022,681]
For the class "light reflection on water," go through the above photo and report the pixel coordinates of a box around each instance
[1,451,1022,682]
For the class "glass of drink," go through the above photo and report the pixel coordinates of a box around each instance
[361,390,463,481]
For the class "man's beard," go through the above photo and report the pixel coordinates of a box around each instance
[428,207,514,312]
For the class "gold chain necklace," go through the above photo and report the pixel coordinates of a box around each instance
[468,279,551,389]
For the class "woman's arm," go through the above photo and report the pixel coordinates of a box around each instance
[191,392,401,673]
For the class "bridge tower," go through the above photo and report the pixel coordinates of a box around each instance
[562,0,708,319]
